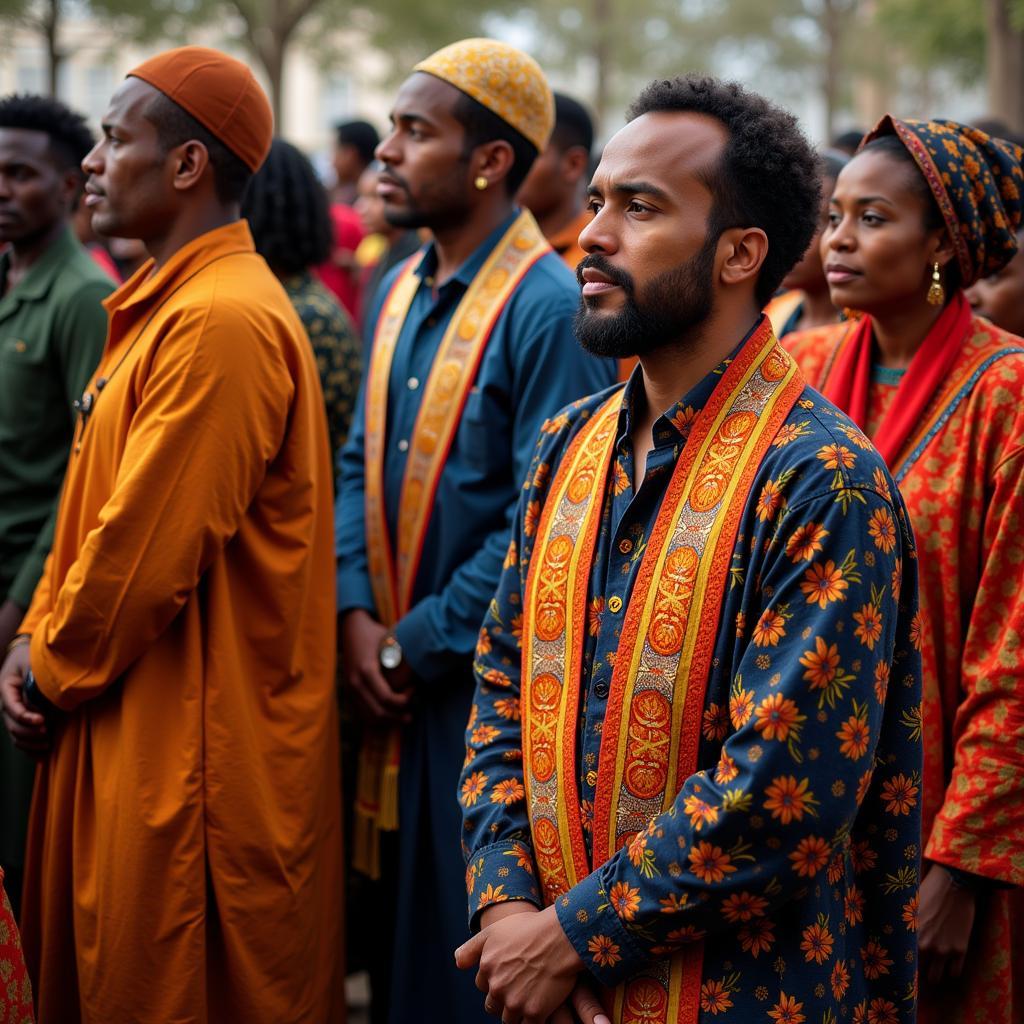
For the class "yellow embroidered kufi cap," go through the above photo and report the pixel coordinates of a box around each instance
[414,38,554,152]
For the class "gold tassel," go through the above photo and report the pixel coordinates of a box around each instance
[927,261,945,306]
[351,727,402,880]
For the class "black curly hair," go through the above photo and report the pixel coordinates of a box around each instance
[241,138,333,277]
[0,93,94,173]
[143,91,252,205]
[628,76,821,306]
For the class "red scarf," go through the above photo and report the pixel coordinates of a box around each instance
[822,292,971,467]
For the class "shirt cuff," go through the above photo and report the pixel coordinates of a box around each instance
[28,623,67,710]
[554,866,648,987]
[393,597,462,683]
[465,840,542,932]
[336,567,376,616]
[926,819,1024,887]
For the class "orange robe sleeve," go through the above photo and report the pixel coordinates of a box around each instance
[925,444,1024,885]
[26,298,293,710]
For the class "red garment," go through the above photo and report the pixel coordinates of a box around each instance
[317,203,365,322]
[0,867,33,1022]
[820,294,971,467]
[86,243,120,283]
[786,312,1024,1024]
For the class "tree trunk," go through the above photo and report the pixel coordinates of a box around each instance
[821,0,842,142]
[592,0,611,136]
[986,0,1024,133]
[258,38,287,131]
[42,0,62,97]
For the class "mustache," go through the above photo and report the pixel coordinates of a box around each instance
[379,167,412,195]
[575,253,635,295]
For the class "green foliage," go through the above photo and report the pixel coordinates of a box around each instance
[874,0,986,81]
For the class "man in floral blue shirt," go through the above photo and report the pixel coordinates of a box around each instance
[456,75,922,1024]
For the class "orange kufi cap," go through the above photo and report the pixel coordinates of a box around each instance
[128,46,273,173]
[414,38,554,152]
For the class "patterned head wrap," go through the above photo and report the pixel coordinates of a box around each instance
[861,115,1024,286]
[414,38,554,153]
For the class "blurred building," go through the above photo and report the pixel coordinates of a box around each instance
[0,11,394,172]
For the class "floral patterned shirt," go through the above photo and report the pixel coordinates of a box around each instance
[460,332,923,1023]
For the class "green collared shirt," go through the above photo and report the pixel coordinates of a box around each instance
[0,226,113,609]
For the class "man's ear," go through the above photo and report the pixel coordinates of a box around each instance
[170,140,212,193]
[561,145,589,187]
[59,169,84,211]
[471,139,515,193]
[718,226,769,289]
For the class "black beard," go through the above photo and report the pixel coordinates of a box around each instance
[573,239,717,359]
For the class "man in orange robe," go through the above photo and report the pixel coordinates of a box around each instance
[0,47,344,1023]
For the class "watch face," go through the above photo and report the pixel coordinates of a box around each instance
[380,642,402,671]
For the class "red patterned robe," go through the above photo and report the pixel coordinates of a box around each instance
[786,314,1024,1024]
[1,867,33,1023]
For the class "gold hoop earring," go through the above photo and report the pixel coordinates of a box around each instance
[927,261,945,306]
[474,176,488,192]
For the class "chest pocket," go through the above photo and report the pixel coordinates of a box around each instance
[459,385,509,477]
[0,336,49,427]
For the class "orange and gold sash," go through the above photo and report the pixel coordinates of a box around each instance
[523,322,803,1022]
[354,210,550,877]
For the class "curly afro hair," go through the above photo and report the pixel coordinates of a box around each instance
[0,93,94,173]
[241,138,333,277]
[627,75,821,306]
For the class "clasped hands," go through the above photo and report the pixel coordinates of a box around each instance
[455,901,611,1024]
[0,642,49,754]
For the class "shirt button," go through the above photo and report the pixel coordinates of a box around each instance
[594,680,609,699]
[398,439,409,452]
[424,276,435,288]
[426,317,437,327]
[608,596,623,613]
[618,538,633,554]
[586,770,598,787]
[407,377,420,390]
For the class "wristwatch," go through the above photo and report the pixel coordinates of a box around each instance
[379,633,404,672]
[23,669,60,721]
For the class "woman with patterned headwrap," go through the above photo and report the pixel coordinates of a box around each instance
[786,117,1024,1024]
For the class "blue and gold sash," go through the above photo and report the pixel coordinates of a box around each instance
[354,210,550,877]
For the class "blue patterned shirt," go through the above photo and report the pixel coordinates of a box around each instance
[460,329,923,1022]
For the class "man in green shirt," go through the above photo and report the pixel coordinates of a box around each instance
[0,93,113,917]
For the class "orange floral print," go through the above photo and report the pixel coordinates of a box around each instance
[785,520,829,562]
[800,559,848,607]
[688,841,737,883]
[764,775,819,824]
[754,692,806,742]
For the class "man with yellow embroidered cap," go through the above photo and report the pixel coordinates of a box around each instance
[335,36,615,1022]
[0,46,345,1023]
[456,76,923,1024]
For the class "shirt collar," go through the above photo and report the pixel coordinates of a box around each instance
[103,220,256,318]
[412,209,522,292]
[0,225,82,305]
[618,316,764,448]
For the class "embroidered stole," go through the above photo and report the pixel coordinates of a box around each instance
[353,210,550,878]
[522,324,803,1023]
